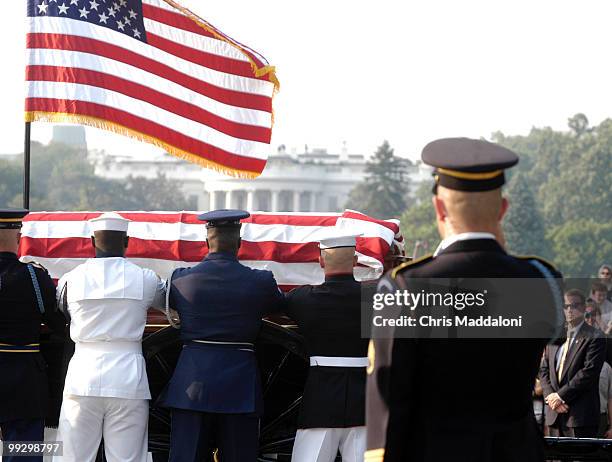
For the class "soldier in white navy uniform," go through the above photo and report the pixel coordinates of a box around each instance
[53,213,165,462]
[286,232,368,462]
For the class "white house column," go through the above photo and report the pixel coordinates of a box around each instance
[246,190,255,211]
[292,190,300,212]
[209,191,217,211]
[225,190,233,209]
[271,190,280,212]
[309,191,316,212]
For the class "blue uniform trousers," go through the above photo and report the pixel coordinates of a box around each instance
[168,409,258,462]
[0,419,44,462]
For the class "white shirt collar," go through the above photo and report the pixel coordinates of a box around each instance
[433,232,497,257]
[567,320,585,338]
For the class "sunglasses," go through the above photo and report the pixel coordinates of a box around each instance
[563,303,584,310]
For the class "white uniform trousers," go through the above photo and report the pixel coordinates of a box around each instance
[292,426,366,462]
[52,395,149,462]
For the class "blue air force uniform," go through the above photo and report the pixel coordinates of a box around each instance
[162,210,285,462]
[0,209,66,462]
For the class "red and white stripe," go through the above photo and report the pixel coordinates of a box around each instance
[19,211,403,289]
[25,0,277,178]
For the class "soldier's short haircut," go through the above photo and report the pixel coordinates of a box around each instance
[321,247,355,269]
[437,185,503,229]
[565,288,586,305]
[92,230,128,253]
[0,228,19,249]
[207,226,241,253]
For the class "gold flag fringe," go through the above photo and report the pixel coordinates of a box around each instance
[162,0,280,93]
[25,111,262,180]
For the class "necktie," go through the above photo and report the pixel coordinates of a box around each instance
[557,332,573,381]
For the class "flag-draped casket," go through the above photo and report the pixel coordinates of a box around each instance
[19,210,403,290]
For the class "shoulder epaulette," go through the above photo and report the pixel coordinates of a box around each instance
[514,255,559,273]
[391,253,433,279]
[28,261,49,273]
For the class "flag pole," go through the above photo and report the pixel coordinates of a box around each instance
[23,121,31,209]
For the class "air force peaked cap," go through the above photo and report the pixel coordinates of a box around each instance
[0,208,28,229]
[197,209,250,228]
[89,212,130,235]
[422,138,519,192]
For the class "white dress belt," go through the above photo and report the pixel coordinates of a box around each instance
[309,356,369,367]
[191,340,254,346]
[74,341,142,354]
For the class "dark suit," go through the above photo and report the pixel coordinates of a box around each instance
[366,238,563,462]
[539,322,606,436]
[0,252,65,462]
[162,251,284,462]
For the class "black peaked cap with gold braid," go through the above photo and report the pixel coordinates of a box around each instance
[0,208,28,229]
[422,138,518,192]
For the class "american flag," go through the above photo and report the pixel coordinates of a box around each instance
[19,210,404,290]
[25,0,278,178]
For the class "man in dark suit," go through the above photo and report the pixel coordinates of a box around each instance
[161,209,285,462]
[540,288,606,437]
[0,209,66,462]
[286,232,368,462]
[365,138,564,462]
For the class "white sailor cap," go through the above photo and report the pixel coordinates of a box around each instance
[319,231,362,250]
[88,212,130,235]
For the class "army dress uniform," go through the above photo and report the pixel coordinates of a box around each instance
[52,213,165,462]
[286,233,369,462]
[161,210,285,462]
[0,209,66,462]
[365,139,564,462]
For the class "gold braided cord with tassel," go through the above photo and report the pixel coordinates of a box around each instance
[24,111,262,179]
[162,0,280,93]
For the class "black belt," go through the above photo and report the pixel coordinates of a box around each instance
[0,343,40,353]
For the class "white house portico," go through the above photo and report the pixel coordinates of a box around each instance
[91,145,430,213]
[205,149,368,212]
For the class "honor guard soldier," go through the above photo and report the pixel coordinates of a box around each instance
[0,209,66,462]
[365,138,563,462]
[286,232,368,462]
[53,213,165,462]
[161,209,285,462]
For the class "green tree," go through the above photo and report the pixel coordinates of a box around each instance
[122,174,193,210]
[549,220,612,277]
[503,173,551,258]
[492,113,612,276]
[0,158,22,207]
[0,142,192,211]
[345,140,409,219]
[400,182,438,257]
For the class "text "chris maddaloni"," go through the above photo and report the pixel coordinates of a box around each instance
[370,290,523,328]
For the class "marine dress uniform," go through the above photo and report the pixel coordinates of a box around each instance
[162,210,285,462]
[365,138,564,462]
[286,233,369,462]
[53,213,165,462]
[0,209,66,462]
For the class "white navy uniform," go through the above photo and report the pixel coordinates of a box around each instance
[52,214,165,462]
